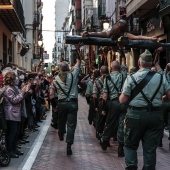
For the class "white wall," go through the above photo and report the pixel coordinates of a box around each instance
[23,0,34,71]
[106,0,116,24]
[55,0,70,64]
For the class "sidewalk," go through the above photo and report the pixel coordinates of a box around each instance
[29,95,170,170]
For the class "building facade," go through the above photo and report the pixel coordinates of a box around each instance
[0,0,43,71]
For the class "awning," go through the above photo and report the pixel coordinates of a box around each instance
[0,0,25,32]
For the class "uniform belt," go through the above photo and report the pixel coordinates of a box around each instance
[129,106,161,111]
[58,98,77,102]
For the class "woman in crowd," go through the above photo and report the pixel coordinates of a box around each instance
[3,71,28,158]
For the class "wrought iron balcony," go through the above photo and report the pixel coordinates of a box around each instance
[159,0,170,16]
[127,18,141,35]
[72,15,76,25]
[0,0,25,32]
[98,3,106,19]
[72,0,75,5]
[33,11,40,27]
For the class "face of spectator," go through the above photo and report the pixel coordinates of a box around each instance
[41,70,45,75]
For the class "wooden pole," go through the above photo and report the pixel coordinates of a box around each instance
[66,36,170,51]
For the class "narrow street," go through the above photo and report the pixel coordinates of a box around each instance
[14,95,170,170]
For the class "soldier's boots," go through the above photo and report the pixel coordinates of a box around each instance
[158,138,163,147]
[118,144,124,157]
[125,166,137,170]
[58,131,64,141]
[67,144,72,155]
[96,132,102,140]
[100,138,109,151]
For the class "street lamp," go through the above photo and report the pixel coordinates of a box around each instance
[38,40,43,61]
[103,20,110,31]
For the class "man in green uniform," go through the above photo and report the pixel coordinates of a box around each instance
[53,45,81,155]
[119,49,170,170]
[85,69,100,126]
[93,66,109,139]
[100,60,127,151]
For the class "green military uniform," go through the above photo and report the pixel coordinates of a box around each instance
[86,79,96,125]
[93,76,106,138]
[162,71,170,140]
[54,65,79,145]
[117,66,129,150]
[122,50,170,170]
[101,65,127,147]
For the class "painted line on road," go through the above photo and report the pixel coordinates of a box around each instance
[18,112,51,170]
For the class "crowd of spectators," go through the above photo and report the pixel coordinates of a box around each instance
[0,63,52,159]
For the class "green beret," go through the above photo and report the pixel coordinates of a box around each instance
[140,49,152,62]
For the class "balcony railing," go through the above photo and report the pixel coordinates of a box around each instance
[72,0,75,5]
[159,0,170,17]
[91,14,100,28]
[72,15,76,25]
[33,12,40,27]
[160,0,170,10]
[0,0,25,32]
[98,3,106,19]
[127,18,141,35]
[12,0,25,28]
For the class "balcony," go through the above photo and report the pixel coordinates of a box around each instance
[72,15,76,25]
[75,0,81,10]
[37,0,42,8]
[127,25,141,35]
[91,14,100,27]
[159,0,170,17]
[98,3,106,19]
[72,0,75,5]
[126,0,159,18]
[33,12,40,27]
[91,8,100,28]
[0,0,25,32]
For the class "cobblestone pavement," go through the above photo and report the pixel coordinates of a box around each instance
[31,95,170,170]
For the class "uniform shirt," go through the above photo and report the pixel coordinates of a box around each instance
[103,67,128,100]
[93,77,104,99]
[122,68,170,107]
[54,66,80,100]
[103,71,124,100]
[85,79,94,96]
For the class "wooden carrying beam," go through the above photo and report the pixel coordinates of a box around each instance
[0,5,13,9]
[66,36,170,51]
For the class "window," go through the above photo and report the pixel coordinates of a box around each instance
[58,46,61,51]
[3,33,7,66]
[58,37,61,43]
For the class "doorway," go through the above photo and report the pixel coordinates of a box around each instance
[3,33,7,66]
